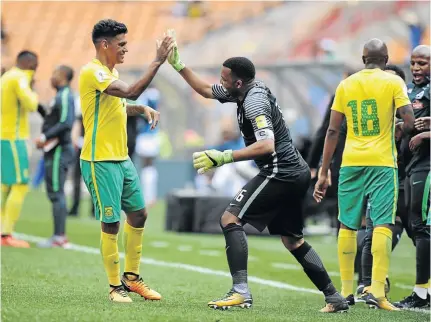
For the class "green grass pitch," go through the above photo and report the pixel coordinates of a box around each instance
[1,191,429,321]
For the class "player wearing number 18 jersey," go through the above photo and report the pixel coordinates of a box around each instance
[314,39,415,311]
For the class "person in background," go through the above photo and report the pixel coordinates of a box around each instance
[35,65,76,248]
[68,95,86,217]
[1,50,39,248]
[135,85,161,208]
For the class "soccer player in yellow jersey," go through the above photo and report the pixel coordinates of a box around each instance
[314,39,415,310]
[79,19,174,303]
[1,51,39,248]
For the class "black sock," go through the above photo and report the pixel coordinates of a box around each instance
[291,241,336,297]
[222,223,248,293]
[416,237,431,285]
[391,221,403,251]
[361,232,373,288]
[356,228,366,285]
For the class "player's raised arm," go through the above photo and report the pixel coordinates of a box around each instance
[178,67,214,99]
[104,37,175,100]
[167,44,213,99]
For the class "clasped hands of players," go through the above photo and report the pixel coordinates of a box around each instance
[414,116,430,131]
[163,28,233,174]
[396,116,430,150]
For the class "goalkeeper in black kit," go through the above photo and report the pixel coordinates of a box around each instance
[166,30,348,313]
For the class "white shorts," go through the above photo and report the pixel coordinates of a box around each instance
[136,133,160,158]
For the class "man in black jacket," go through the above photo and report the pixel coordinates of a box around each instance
[35,65,75,248]
[307,68,355,226]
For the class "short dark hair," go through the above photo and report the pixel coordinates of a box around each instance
[92,19,128,44]
[222,57,255,82]
[58,65,74,82]
[384,64,406,82]
[17,50,37,61]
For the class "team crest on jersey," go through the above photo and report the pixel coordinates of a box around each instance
[104,206,113,217]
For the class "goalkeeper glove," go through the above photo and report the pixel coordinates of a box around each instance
[166,29,185,72]
[168,46,185,72]
[193,149,234,174]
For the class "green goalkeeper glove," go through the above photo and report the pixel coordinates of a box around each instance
[193,149,234,174]
[168,46,185,72]
[166,29,185,72]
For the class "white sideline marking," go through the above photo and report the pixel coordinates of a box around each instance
[150,241,169,248]
[271,262,341,277]
[394,283,413,290]
[199,250,222,257]
[177,245,193,252]
[13,234,431,314]
[15,233,321,295]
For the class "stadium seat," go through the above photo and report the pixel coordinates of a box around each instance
[2,1,282,102]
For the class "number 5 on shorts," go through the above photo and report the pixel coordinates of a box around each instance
[235,189,247,202]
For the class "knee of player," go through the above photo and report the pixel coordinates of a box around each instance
[219,211,241,229]
[130,208,148,227]
[281,236,304,252]
[364,229,373,242]
[12,184,29,197]
[101,221,120,234]
[47,191,63,203]
[411,223,430,237]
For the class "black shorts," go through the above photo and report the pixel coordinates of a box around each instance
[405,170,430,234]
[225,171,310,237]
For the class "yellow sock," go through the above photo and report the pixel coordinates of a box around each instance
[371,227,392,298]
[2,184,28,235]
[123,220,144,276]
[337,228,357,297]
[100,231,121,286]
[416,282,430,288]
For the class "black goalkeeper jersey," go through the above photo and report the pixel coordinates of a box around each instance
[212,81,309,182]
[402,80,430,175]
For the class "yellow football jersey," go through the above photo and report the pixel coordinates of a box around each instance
[332,68,411,167]
[1,67,38,140]
[79,59,128,161]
